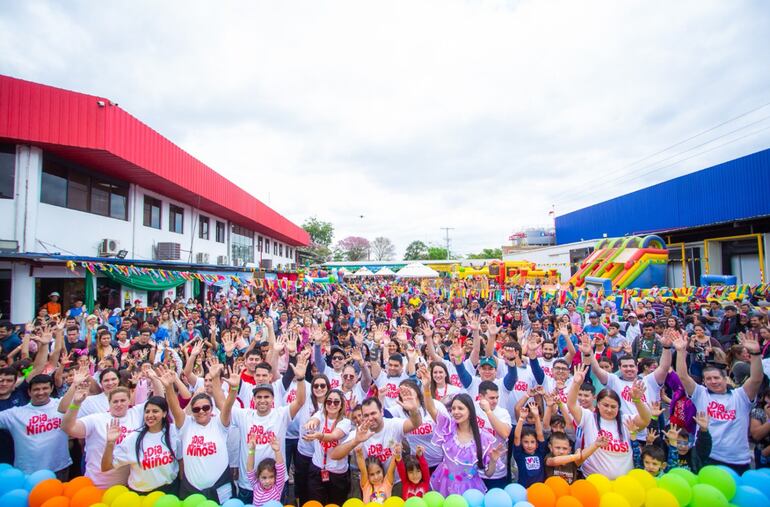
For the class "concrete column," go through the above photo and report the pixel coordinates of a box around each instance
[705,241,722,275]
[13,145,43,253]
[10,262,35,322]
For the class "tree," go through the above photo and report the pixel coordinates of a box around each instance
[467,248,502,259]
[370,237,396,261]
[403,240,429,261]
[299,217,335,264]
[335,236,371,261]
[427,246,449,260]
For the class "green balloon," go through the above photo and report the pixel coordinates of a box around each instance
[443,494,467,507]
[668,467,698,486]
[182,494,206,507]
[658,473,692,507]
[698,465,736,500]
[154,495,181,507]
[423,491,444,507]
[405,497,428,507]
[199,501,219,507]
[690,484,728,507]
[328,276,337,283]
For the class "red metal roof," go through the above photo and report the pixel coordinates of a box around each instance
[0,75,310,246]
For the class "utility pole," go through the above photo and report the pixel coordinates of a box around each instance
[440,227,454,260]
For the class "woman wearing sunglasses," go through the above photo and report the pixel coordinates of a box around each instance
[160,363,239,501]
[294,374,330,506]
[304,388,352,505]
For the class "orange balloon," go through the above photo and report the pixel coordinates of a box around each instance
[30,479,65,507]
[570,480,599,507]
[304,502,324,507]
[555,497,583,507]
[545,476,571,498]
[528,483,557,507]
[41,496,71,507]
[63,476,94,498]
[327,504,341,507]
[71,486,106,507]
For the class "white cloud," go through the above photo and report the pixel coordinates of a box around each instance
[1,0,769,256]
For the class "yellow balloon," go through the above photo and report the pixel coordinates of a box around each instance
[586,473,613,496]
[143,492,165,507]
[384,498,405,507]
[103,485,130,506]
[627,469,657,491]
[613,476,646,507]
[644,488,679,507]
[343,500,365,507]
[599,492,630,507]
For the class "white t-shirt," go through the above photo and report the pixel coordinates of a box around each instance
[544,377,574,404]
[690,385,754,465]
[390,403,448,468]
[112,427,181,492]
[237,379,286,411]
[345,417,406,482]
[0,399,72,473]
[604,373,660,440]
[79,393,109,418]
[284,380,308,439]
[296,398,322,458]
[310,412,353,474]
[374,372,409,410]
[577,407,633,479]
[445,360,467,388]
[502,365,538,415]
[538,358,557,379]
[230,405,291,490]
[341,384,368,412]
[180,416,230,489]
[80,407,144,488]
[475,404,512,479]
[326,370,343,391]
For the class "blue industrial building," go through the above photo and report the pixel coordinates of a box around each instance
[552,148,770,286]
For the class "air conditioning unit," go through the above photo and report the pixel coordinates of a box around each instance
[155,242,181,261]
[195,253,210,264]
[99,239,119,257]
[233,258,244,267]
[216,255,229,266]
[260,259,272,270]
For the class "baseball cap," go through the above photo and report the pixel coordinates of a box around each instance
[479,356,497,368]
[589,312,599,318]
[252,384,274,396]
[49,291,60,297]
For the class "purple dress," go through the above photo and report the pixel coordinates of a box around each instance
[430,412,495,495]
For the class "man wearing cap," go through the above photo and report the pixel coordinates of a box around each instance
[231,350,309,503]
[583,312,607,338]
[621,312,642,342]
[371,352,411,410]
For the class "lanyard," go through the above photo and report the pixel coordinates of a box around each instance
[321,416,339,470]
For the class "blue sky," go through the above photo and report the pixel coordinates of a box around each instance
[2,0,769,256]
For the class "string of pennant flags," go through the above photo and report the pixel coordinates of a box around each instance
[64,260,770,303]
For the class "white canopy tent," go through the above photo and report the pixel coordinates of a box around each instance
[397,263,439,278]
[350,267,375,277]
[376,267,398,276]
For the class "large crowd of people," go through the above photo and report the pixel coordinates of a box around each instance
[0,278,769,506]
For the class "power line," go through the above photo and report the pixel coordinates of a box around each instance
[557,112,770,203]
[550,99,770,202]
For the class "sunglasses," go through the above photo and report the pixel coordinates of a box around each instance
[313,383,328,389]
[192,405,212,414]
[342,374,355,380]
[325,398,341,407]
[332,355,345,361]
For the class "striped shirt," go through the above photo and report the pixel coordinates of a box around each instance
[247,461,286,506]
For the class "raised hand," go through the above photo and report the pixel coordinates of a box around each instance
[665,425,681,445]
[420,322,433,339]
[397,385,419,412]
[489,442,506,462]
[695,411,710,431]
[740,332,760,354]
[159,369,177,388]
[415,445,425,457]
[646,427,659,445]
[624,418,639,438]
[578,333,593,356]
[572,363,588,385]
[355,420,375,443]
[290,349,310,379]
[106,418,121,443]
[478,398,491,413]
[672,332,688,352]
[594,433,610,448]
[629,379,646,401]
[650,401,664,418]
[527,400,540,418]
[224,364,243,389]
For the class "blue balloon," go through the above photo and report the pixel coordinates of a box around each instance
[513,503,534,507]
[504,484,528,503]
[0,464,12,473]
[732,485,769,506]
[0,469,25,495]
[262,501,283,507]
[484,488,512,507]
[463,489,485,507]
[0,489,28,507]
[715,465,741,484]
[741,470,770,500]
[25,469,56,490]
[755,468,770,477]
[222,500,245,507]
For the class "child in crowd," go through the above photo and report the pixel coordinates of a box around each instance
[513,401,548,487]
[544,431,608,484]
[627,424,678,477]
[672,412,712,472]
[356,443,397,503]
[395,443,430,498]
[246,435,285,507]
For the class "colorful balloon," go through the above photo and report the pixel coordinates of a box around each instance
[29,479,64,507]
[626,469,656,491]
[102,485,129,506]
[142,491,166,507]
[504,484,528,503]
[527,483,556,507]
[0,468,25,495]
[154,494,182,507]
[462,489,485,507]
[71,486,106,507]
[689,484,728,507]
[658,472,692,507]
[643,488,678,507]
[404,497,428,507]
[0,489,29,507]
[569,479,599,507]
[63,476,94,498]
[25,470,57,490]
[732,485,769,506]
[485,488,513,507]
[698,465,736,501]
[667,468,697,486]
[40,496,70,507]
[544,477,570,499]
[741,470,770,499]
[343,500,366,507]
[585,474,612,497]
[554,498,582,507]
[182,494,207,507]
[423,491,445,507]
[598,492,629,507]
[612,475,645,507]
